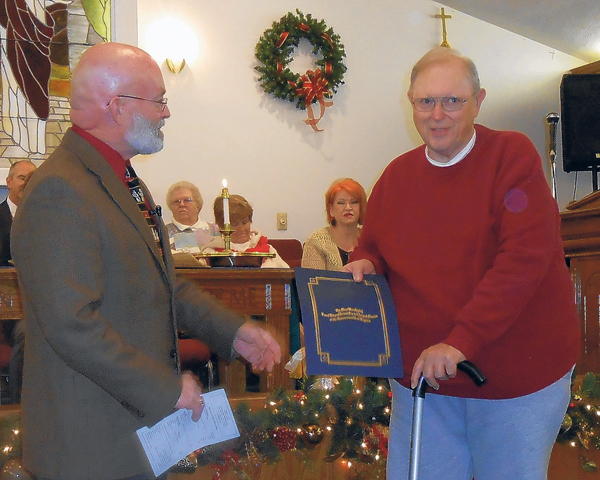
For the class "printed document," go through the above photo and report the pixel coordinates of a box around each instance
[136,388,240,476]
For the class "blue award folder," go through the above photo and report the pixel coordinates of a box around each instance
[294,268,403,378]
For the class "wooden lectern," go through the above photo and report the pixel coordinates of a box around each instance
[561,190,600,374]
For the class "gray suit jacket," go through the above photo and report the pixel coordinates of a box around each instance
[12,129,244,480]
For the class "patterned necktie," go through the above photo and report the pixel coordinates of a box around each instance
[124,161,164,260]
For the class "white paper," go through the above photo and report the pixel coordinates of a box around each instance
[136,388,240,477]
[173,231,200,253]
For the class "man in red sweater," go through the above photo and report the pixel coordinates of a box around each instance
[345,47,579,480]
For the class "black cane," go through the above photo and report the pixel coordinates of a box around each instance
[408,360,487,480]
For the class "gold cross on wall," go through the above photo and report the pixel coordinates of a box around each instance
[435,7,452,48]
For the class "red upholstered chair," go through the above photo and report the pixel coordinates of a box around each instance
[178,338,212,368]
[178,338,216,389]
[268,238,303,268]
[0,324,12,370]
[0,343,10,370]
[0,324,12,401]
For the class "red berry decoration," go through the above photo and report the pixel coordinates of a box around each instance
[295,392,307,402]
[270,426,297,452]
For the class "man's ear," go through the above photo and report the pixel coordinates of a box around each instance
[475,88,486,108]
[106,97,126,125]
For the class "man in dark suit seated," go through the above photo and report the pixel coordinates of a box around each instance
[0,160,36,266]
[0,160,36,403]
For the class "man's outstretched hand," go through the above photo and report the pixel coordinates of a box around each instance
[233,320,282,372]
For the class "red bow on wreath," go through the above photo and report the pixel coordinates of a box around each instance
[290,68,333,132]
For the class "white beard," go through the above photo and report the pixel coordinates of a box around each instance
[125,115,165,154]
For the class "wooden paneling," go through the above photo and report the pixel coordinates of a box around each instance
[0,269,22,322]
[0,267,296,395]
[181,268,296,394]
[570,60,600,74]
[561,191,600,373]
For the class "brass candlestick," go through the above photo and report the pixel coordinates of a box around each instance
[192,181,274,267]
[220,224,233,252]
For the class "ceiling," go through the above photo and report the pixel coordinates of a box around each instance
[438,0,600,64]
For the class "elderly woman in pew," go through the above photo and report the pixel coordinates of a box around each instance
[166,180,220,252]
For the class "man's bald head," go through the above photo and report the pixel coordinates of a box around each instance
[7,160,36,205]
[70,43,155,120]
[69,43,169,159]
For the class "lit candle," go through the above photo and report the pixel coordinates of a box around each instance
[222,179,230,225]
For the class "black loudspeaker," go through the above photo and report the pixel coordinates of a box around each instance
[560,74,600,173]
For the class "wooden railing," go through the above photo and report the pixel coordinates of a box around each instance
[179,267,296,395]
[0,266,296,397]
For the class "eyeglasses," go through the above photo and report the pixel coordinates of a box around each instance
[411,91,478,112]
[107,95,169,112]
[171,197,194,206]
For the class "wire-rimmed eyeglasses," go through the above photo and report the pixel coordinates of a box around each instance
[171,197,194,206]
[411,91,478,112]
[107,95,168,112]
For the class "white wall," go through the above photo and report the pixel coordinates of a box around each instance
[121,0,586,243]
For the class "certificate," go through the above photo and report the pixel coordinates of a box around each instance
[294,268,403,378]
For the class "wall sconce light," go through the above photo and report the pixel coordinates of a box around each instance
[166,58,186,74]
[145,16,200,74]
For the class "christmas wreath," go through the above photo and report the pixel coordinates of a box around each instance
[255,10,347,131]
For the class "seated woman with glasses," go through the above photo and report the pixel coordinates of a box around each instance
[202,194,289,268]
[165,181,219,252]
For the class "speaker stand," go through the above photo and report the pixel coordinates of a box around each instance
[593,165,599,192]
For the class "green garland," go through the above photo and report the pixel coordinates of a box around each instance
[254,10,347,111]
[196,378,391,479]
[0,412,21,467]
[556,372,600,472]
[7,374,600,478]
[0,378,389,480]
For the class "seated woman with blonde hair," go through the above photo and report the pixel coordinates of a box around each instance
[202,194,289,268]
[302,178,367,271]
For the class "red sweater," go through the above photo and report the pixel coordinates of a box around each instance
[353,125,579,399]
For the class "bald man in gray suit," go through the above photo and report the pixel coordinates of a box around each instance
[12,43,281,480]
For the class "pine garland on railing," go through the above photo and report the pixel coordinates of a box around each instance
[556,372,600,472]
[194,377,391,479]
[4,373,598,478]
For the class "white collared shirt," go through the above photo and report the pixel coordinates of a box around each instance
[7,196,17,217]
[172,218,211,232]
[426,131,477,167]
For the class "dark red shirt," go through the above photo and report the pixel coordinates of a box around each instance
[71,125,128,185]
